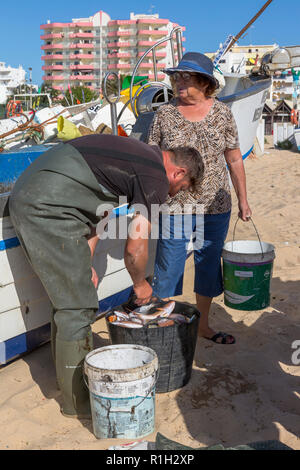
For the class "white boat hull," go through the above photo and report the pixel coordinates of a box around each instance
[0,201,156,365]
[294,128,300,151]
[0,73,271,365]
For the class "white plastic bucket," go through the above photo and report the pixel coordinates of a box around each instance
[84,344,158,439]
[34,105,66,141]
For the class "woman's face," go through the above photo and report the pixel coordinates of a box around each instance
[171,72,209,101]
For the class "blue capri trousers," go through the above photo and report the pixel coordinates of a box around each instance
[152,211,231,299]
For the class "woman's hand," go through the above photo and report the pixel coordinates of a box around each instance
[238,200,252,221]
[133,279,153,306]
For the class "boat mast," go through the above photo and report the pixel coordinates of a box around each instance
[225,0,274,53]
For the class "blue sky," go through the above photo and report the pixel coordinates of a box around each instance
[1,0,299,86]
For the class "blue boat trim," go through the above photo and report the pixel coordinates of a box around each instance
[0,236,20,251]
[0,286,134,365]
[242,146,254,160]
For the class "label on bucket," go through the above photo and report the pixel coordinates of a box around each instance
[223,260,273,311]
[88,373,155,399]
[234,270,253,278]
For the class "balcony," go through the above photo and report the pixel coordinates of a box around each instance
[69,33,94,38]
[137,19,169,25]
[40,33,64,40]
[69,53,94,59]
[70,74,95,80]
[108,64,132,70]
[138,30,168,36]
[42,75,64,81]
[138,41,165,48]
[41,44,64,50]
[138,51,166,58]
[139,62,166,69]
[40,22,70,29]
[108,20,136,26]
[69,43,94,49]
[107,41,134,48]
[42,54,65,60]
[42,65,64,70]
[69,22,93,28]
[107,30,135,37]
[70,64,94,70]
[107,53,132,58]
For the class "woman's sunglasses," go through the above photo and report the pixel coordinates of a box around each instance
[171,72,198,82]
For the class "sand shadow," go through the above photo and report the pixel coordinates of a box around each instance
[172,277,300,448]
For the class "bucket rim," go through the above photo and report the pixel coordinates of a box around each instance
[84,344,159,376]
[223,239,275,255]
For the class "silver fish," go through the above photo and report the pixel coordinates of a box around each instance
[128,314,144,325]
[132,303,156,314]
[169,313,189,324]
[113,310,130,320]
[134,311,164,321]
[155,300,176,317]
[110,321,143,329]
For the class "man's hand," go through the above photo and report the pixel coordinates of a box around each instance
[133,279,153,306]
[91,266,99,289]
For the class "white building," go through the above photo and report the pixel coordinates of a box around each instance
[0,62,26,104]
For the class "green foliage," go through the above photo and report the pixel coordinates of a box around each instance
[59,86,99,107]
[39,83,61,106]
[277,139,293,150]
[0,104,6,119]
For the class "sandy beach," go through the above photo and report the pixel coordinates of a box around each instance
[0,140,299,450]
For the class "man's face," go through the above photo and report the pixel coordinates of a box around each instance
[168,175,190,197]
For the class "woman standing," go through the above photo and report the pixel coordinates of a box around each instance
[147,52,252,344]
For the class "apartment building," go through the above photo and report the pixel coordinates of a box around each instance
[0,62,26,104]
[206,43,278,75]
[40,10,185,92]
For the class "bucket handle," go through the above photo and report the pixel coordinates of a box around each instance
[83,364,160,414]
[232,217,264,260]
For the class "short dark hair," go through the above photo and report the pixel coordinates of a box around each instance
[166,147,204,191]
[195,75,218,97]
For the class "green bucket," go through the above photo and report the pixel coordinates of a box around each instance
[222,219,275,311]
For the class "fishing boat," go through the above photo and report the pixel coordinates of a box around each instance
[294,128,300,151]
[0,27,272,365]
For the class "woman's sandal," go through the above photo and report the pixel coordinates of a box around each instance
[204,331,236,344]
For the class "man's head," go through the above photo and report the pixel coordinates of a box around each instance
[161,147,203,197]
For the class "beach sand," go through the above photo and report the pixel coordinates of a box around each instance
[0,141,299,450]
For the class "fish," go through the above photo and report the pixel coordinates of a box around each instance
[155,300,176,317]
[133,311,164,322]
[132,303,156,314]
[113,310,130,320]
[110,321,143,329]
[157,319,175,327]
[169,313,189,324]
[128,314,144,325]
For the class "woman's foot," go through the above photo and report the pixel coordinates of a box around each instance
[198,327,235,344]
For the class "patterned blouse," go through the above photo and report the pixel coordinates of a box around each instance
[147,99,240,214]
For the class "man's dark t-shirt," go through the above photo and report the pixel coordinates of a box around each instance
[68,134,169,220]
